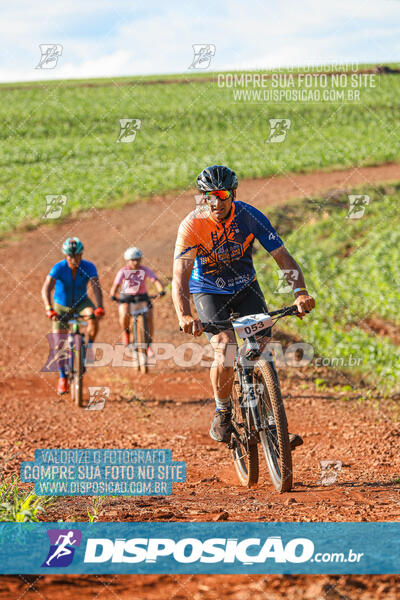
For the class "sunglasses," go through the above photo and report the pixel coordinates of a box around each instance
[203,190,232,204]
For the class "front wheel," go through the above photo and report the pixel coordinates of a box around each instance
[254,357,292,493]
[135,314,149,374]
[70,334,84,407]
[230,373,259,487]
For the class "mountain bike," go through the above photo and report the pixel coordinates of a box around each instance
[59,313,88,407]
[202,305,299,493]
[116,294,159,374]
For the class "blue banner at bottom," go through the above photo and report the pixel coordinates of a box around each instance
[0,522,399,574]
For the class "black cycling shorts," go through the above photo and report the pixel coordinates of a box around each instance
[193,279,270,340]
[119,293,153,309]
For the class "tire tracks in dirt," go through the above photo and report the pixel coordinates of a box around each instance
[1,163,400,598]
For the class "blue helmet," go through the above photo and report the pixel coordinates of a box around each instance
[62,237,84,256]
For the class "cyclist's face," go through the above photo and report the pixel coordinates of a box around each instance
[128,258,141,269]
[205,191,234,221]
[66,253,82,268]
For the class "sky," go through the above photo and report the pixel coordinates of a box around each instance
[1,0,400,82]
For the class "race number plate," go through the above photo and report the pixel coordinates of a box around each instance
[232,313,273,339]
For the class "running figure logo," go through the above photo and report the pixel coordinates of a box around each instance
[117,119,142,143]
[36,44,63,69]
[274,269,299,294]
[317,460,342,486]
[347,195,370,219]
[43,195,67,219]
[86,386,110,410]
[41,333,70,372]
[42,529,81,567]
[266,119,291,143]
[189,44,216,69]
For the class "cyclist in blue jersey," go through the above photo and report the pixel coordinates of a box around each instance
[41,237,105,395]
[173,165,315,444]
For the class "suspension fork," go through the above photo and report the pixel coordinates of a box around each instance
[67,331,74,373]
[132,315,138,345]
[68,324,83,372]
[241,366,262,432]
[237,339,263,433]
[142,312,150,346]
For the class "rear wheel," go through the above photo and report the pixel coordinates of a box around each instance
[230,372,259,487]
[254,357,292,493]
[136,314,149,374]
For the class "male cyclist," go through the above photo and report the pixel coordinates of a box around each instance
[172,165,315,444]
[110,247,165,352]
[41,237,105,395]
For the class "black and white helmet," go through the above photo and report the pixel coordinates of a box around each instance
[196,165,238,193]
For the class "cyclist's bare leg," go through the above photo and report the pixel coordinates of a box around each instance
[81,307,97,340]
[147,308,154,339]
[118,303,130,332]
[209,329,237,403]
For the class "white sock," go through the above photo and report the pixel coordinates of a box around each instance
[215,397,230,411]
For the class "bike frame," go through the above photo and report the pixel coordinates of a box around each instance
[235,335,264,440]
[65,315,87,374]
[203,305,298,441]
[117,294,159,350]
[130,301,150,349]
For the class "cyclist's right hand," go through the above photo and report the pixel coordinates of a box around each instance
[179,315,203,337]
[110,295,119,302]
[46,308,58,320]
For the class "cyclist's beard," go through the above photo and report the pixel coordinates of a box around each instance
[211,202,233,221]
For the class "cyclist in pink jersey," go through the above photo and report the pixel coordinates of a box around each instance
[110,247,165,347]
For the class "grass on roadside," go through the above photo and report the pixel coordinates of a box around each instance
[1,67,400,236]
[0,475,54,522]
[256,182,400,393]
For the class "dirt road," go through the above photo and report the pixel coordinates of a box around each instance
[1,163,400,598]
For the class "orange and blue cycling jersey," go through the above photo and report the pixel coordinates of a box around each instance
[174,200,283,294]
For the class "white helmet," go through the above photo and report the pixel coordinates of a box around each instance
[124,246,142,261]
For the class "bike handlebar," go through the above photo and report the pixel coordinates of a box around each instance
[56,312,89,326]
[180,305,301,334]
[269,305,300,318]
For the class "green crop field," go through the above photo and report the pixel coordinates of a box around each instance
[256,183,400,392]
[1,67,400,236]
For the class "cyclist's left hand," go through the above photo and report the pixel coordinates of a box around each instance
[294,294,315,319]
[94,307,105,319]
